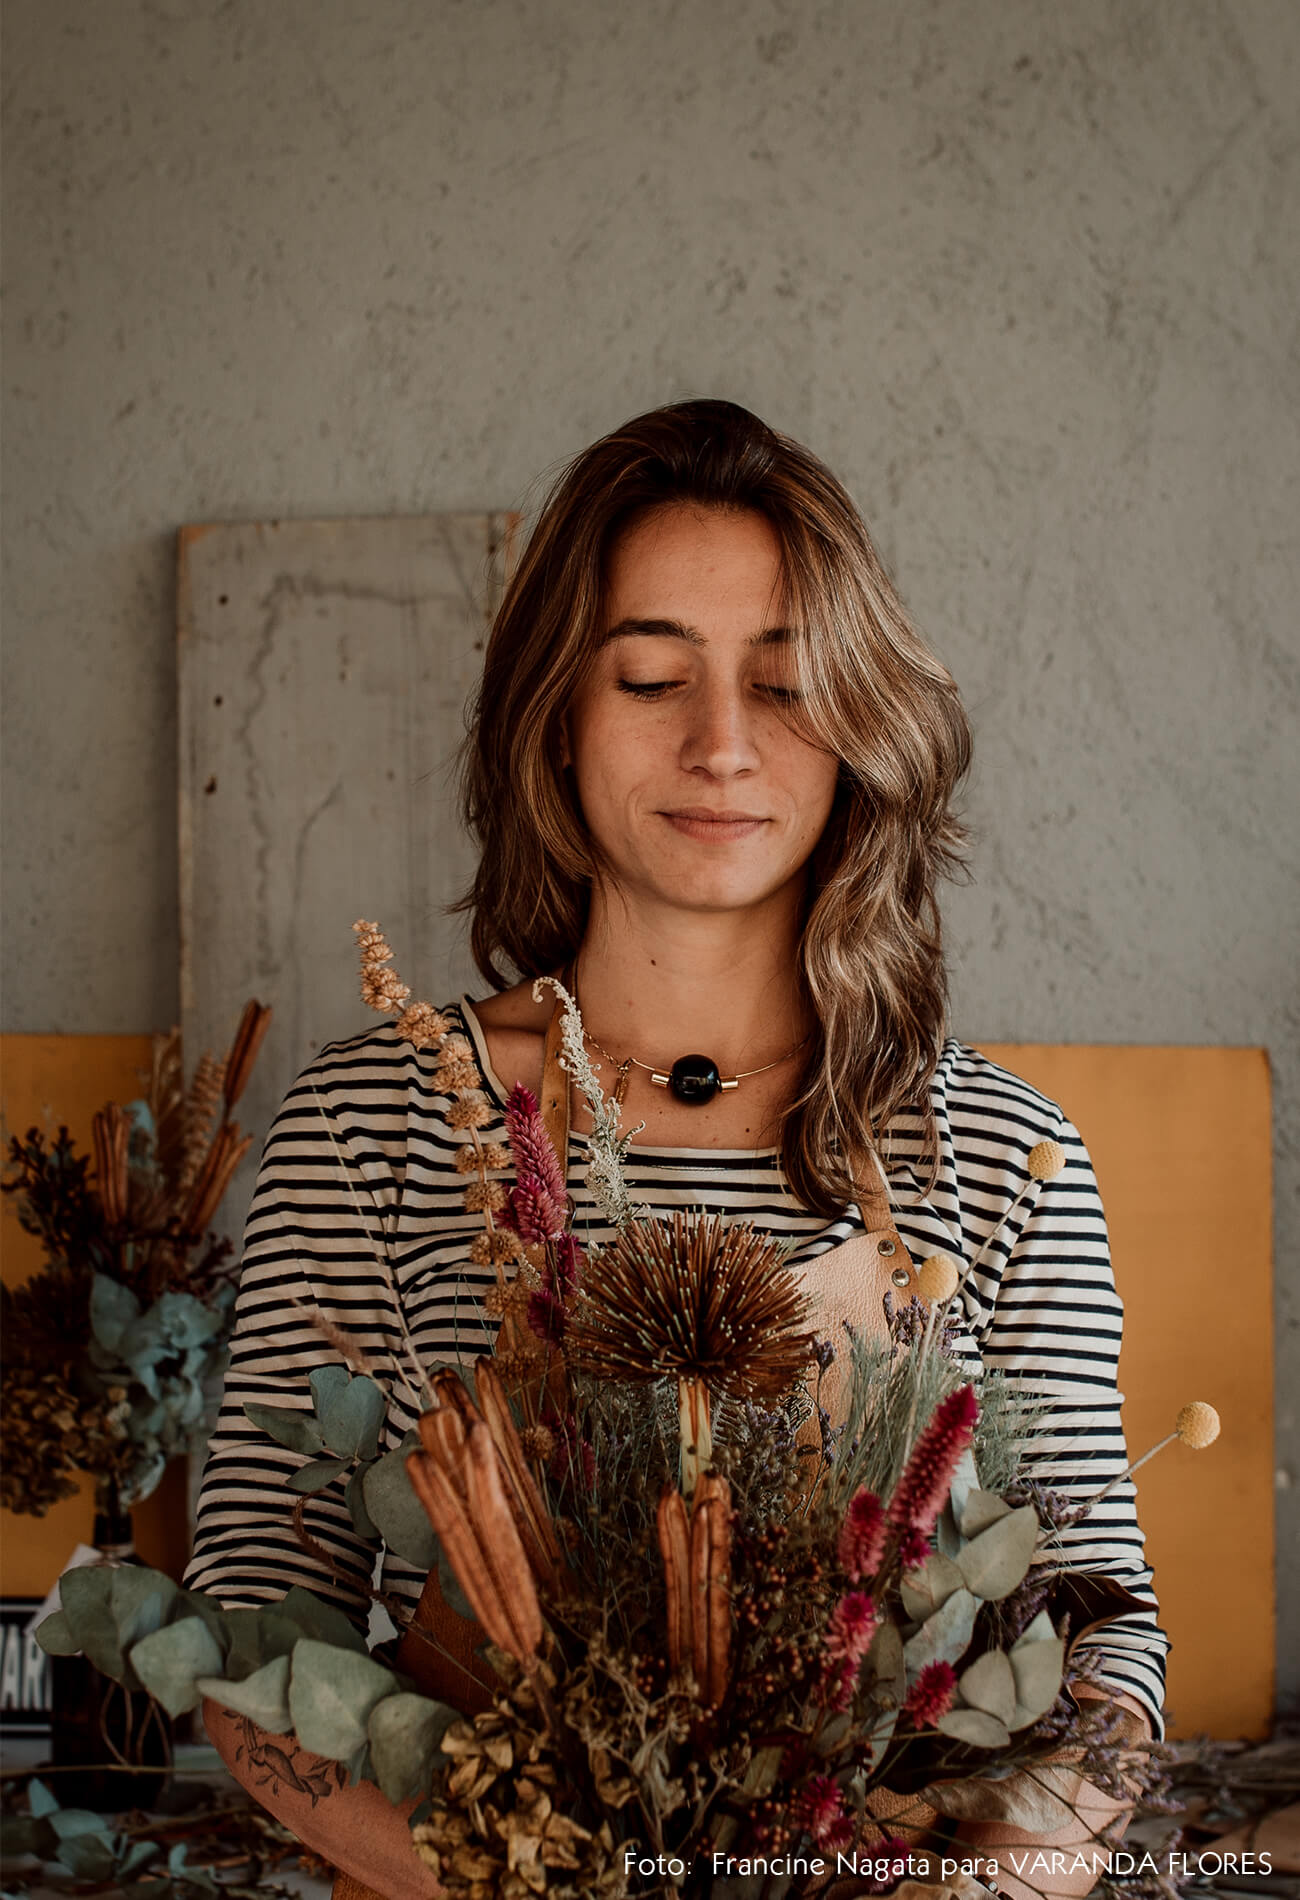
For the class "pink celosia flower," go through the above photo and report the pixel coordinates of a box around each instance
[825,1590,878,1664]
[502,1084,568,1242]
[821,1590,878,1710]
[526,1286,566,1347]
[886,1383,978,1562]
[856,1838,914,1893]
[548,1231,584,1299]
[838,1486,886,1582]
[798,1775,853,1851]
[904,1659,957,1726]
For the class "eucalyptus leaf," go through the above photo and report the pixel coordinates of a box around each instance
[195,1654,293,1733]
[955,1505,1039,1600]
[935,1707,1012,1748]
[90,1273,140,1353]
[1009,1635,1066,1724]
[368,1691,458,1803]
[903,1586,976,1678]
[363,1448,439,1569]
[220,1607,306,1680]
[53,1829,119,1882]
[119,1839,160,1877]
[958,1648,1017,1725]
[131,1615,226,1716]
[35,1609,81,1656]
[111,1564,180,1651]
[28,1777,59,1818]
[309,1363,353,1417]
[922,1765,1077,1832]
[900,1551,964,1621]
[59,1567,132,1686]
[277,1586,369,1654]
[243,1402,326,1457]
[959,1489,1013,1539]
[348,1466,379,1540]
[288,1639,397,1761]
[0,1811,57,1856]
[935,1501,962,1561]
[289,1456,351,1494]
[1014,1608,1056,1647]
[317,1374,386,1462]
[946,1444,978,1531]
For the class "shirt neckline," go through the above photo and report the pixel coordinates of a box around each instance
[457,993,782,1160]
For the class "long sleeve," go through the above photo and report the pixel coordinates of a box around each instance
[945,1072,1170,1734]
[184,1046,408,1630]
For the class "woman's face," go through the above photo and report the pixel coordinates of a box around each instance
[566,504,840,921]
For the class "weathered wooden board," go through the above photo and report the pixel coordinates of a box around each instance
[178,514,511,1244]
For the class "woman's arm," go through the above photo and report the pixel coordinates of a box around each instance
[947,1688,1152,1900]
[200,1696,440,1900]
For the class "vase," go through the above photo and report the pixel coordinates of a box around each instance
[47,1481,174,1810]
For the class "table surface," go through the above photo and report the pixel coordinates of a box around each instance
[0,1735,334,1897]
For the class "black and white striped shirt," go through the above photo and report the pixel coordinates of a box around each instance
[186,1002,1169,1733]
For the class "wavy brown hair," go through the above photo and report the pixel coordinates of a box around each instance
[457,400,972,1215]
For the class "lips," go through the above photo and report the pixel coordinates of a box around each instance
[664,808,767,823]
[660,808,769,839]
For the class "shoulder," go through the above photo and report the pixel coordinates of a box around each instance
[883,1037,1096,1271]
[930,1037,1067,1144]
[266,1003,496,1163]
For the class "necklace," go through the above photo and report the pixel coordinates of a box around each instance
[572,971,807,1107]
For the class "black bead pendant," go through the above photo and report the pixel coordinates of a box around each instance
[668,1054,721,1104]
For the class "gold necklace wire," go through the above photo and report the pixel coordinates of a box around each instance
[570,967,807,1107]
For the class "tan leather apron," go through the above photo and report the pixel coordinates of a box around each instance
[331,1001,925,1896]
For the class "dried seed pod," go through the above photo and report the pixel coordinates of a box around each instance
[223,1000,271,1110]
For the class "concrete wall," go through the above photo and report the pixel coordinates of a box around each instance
[4,1,1297,1707]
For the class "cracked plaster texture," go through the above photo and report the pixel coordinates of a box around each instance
[2,0,1297,1705]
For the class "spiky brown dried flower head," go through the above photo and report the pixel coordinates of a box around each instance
[1176,1401,1220,1449]
[482,1282,509,1319]
[1028,1138,1066,1181]
[566,1212,814,1400]
[447,1098,493,1132]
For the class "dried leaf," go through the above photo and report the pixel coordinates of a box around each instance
[955,1504,1039,1600]
[936,1707,1012,1749]
[958,1648,1017,1725]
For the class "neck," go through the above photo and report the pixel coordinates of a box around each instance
[574,883,809,1074]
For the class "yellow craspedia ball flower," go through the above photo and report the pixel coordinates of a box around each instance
[917,1253,960,1303]
[1028,1138,1066,1181]
[1176,1401,1221,1449]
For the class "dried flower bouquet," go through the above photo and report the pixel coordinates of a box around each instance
[3,1001,270,1514]
[38,934,1218,1900]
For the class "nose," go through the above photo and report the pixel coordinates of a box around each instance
[679,676,761,779]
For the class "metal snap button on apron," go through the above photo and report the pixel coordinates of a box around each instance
[877,1237,896,1256]
[890,1266,912,1288]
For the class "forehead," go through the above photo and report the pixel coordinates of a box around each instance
[603,504,787,632]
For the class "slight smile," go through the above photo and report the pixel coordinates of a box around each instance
[660,808,770,840]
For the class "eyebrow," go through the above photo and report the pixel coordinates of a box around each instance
[601,617,790,647]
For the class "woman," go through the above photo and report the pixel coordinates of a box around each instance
[187,400,1167,1899]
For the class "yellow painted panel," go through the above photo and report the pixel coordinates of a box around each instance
[982,1044,1274,1739]
[1,1034,191,1590]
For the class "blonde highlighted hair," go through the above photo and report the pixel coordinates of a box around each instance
[457,400,971,1215]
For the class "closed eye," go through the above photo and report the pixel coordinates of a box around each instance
[616,679,680,699]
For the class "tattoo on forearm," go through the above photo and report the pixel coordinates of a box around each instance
[230,1712,348,1806]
